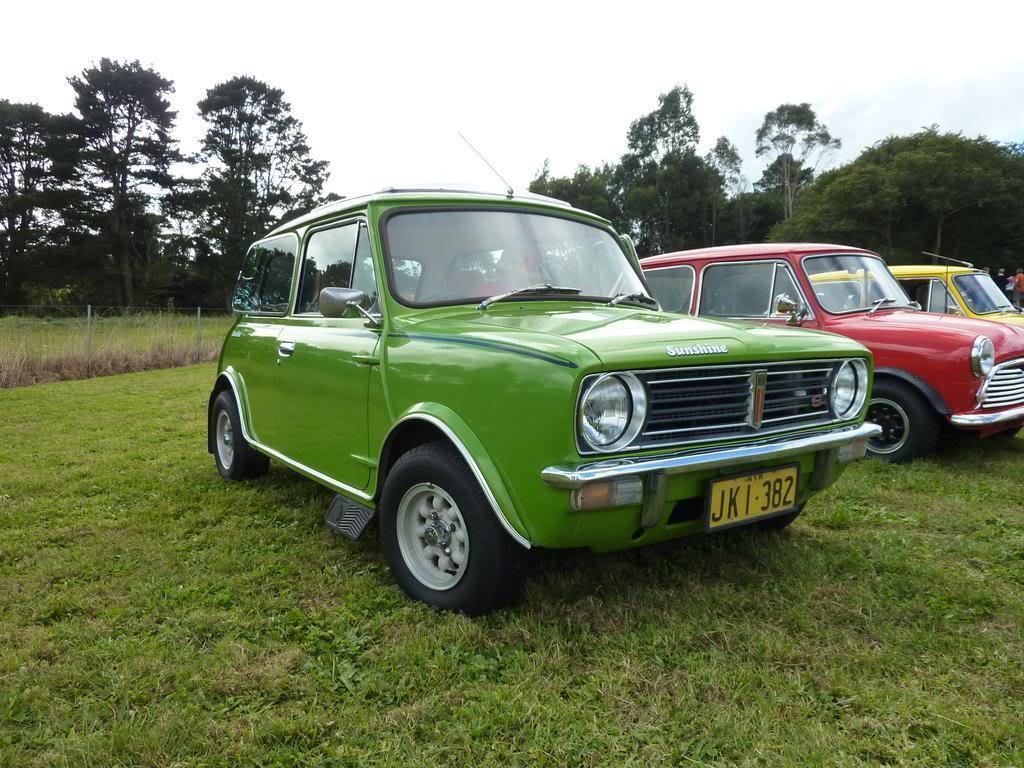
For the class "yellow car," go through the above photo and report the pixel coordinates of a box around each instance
[889,265,1024,327]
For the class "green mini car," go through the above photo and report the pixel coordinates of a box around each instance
[208,188,880,614]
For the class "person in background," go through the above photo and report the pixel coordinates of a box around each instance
[1014,268,1024,308]
[1000,268,1014,303]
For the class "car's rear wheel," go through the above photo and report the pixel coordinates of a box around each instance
[865,380,939,463]
[380,442,528,615]
[211,390,269,480]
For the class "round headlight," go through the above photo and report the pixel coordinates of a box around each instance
[971,336,995,377]
[578,373,647,452]
[831,359,868,418]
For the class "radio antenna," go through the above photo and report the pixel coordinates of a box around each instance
[457,132,513,198]
[923,251,973,268]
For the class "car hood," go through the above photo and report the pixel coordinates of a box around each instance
[970,312,1024,328]
[395,303,868,369]
[834,309,1024,359]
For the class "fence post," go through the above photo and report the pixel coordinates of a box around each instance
[86,305,93,365]
[195,306,202,362]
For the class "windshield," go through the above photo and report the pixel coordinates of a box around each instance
[953,273,1014,314]
[803,254,913,313]
[382,209,647,307]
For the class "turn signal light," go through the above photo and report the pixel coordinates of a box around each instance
[838,438,868,462]
[571,477,644,512]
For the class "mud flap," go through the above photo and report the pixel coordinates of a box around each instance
[324,495,376,541]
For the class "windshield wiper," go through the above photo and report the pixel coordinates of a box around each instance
[607,291,659,310]
[866,297,898,315]
[478,284,581,310]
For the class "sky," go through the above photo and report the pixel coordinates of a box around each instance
[3,0,1023,198]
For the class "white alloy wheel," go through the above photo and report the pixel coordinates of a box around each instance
[215,409,235,469]
[396,483,469,590]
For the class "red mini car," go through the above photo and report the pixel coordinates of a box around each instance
[641,243,1024,462]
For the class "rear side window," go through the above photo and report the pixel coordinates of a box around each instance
[232,236,297,314]
[699,262,802,318]
[645,266,695,314]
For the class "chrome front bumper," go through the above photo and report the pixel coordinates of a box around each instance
[542,422,881,529]
[950,404,1024,427]
[542,423,882,489]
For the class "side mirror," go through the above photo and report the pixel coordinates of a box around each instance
[775,293,798,315]
[775,293,806,326]
[908,300,923,311]
[320,287,366,318]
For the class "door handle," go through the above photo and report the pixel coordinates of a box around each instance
[278,340,296,357]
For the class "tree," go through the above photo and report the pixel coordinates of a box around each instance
[755,103,840,220]
[529,160,619,223]
[192,76,329,304]
[772,129,1024,268]
[69,58,179,306]
[626,85,700,161]
[0,102,58,303]
[704,137,743,245]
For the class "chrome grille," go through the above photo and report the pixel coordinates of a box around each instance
[981,361,1024,408]
[635,361,838,449]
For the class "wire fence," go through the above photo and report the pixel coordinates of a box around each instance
[0,305,236,388]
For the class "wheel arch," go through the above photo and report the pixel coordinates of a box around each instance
[208,369,251,453]
[377,407,532,549]
[873,367,950,416]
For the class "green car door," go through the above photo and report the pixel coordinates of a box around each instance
[254,219,380,491]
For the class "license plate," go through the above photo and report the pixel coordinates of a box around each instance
[706,465,799,531]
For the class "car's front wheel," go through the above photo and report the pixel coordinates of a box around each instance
[210,390,270,480]
[865,380,939,463]
[380,442,528,615]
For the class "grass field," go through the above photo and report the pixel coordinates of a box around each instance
[1,364,1023,766]
[0,312,235,388]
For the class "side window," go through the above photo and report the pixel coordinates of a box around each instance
[298,223,360,314]
[351,225,379,310]
[928,280,957,314]
[645,267,694,314]
[898,279,932,309]
[232,236,297,314]
[700,263,775,317]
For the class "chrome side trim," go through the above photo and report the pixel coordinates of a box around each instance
[950,404,1024,427]
[216,372,373,502]
[387,414,532,549]
[542,423,882,490]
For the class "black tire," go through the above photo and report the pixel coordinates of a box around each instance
[210,390,270,480]
[379,442,529,615]
[758,504,805,531]
[865,379,940,463]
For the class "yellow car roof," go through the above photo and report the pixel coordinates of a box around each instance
[888,265,979,279]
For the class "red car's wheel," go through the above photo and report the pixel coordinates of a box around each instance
[866,380,939,463]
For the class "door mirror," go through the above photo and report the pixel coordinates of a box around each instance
[320,287,366,318]
[775,293,805,326]
[775,293,798,315]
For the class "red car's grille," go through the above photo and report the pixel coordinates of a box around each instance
[981,362,1024,409]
